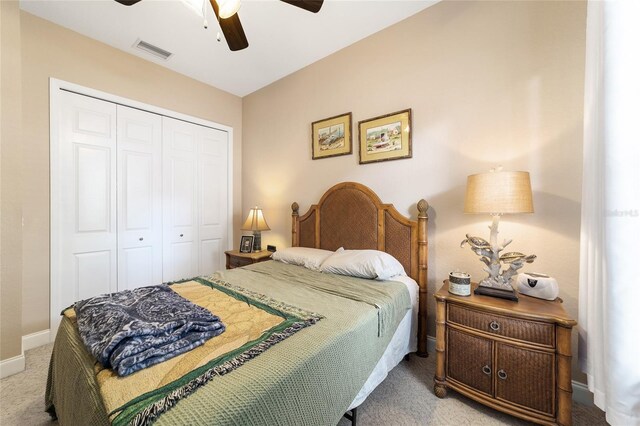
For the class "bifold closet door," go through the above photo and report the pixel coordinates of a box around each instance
[57,91,117,307]
[162,117,228,282]
[54,90,230,330]
[116,105,163,290]
[197,123,229,276]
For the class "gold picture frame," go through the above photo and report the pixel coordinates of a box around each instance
[311,112,352,160]
[358,109,412,164]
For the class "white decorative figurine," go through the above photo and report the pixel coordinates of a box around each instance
[461,234,536,293]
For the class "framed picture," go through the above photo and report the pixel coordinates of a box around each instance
[311,112,352,160]
[358,109,412,164]
[239,235,254,253]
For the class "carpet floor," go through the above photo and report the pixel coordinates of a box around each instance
[0,344,607,425]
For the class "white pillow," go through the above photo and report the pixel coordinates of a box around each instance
[320,249,406,280]
[271,247,335,271]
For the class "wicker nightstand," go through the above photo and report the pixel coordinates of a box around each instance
[225,250,272,270]
[434,281,577,426]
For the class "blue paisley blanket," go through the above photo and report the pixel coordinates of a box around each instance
[74,284,225,377]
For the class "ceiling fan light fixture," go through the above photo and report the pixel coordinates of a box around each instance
[216,0,241,19]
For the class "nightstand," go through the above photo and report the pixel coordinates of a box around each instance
[225,250,272,270]
[434,281,577,426]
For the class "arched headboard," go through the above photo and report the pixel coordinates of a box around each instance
[291,182,429,356]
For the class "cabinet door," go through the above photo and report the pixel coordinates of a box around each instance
[57,91,117,309]
[116,105,163,290]
[447,328,493,396]
[495,343,555,416]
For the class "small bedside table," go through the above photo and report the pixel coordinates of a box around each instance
[434,281,577,426]
[225,250,272,270]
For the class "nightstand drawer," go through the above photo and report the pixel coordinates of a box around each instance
[448,304,555,347]
[225,250,272,270]
[229,256,252,269]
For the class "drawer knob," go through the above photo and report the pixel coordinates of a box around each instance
[139,237,144,241]
[180,233,184,237]
[489,321,500,331]
[482,365,492,376]
[497,369,508,380]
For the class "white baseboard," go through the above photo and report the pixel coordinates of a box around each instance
[22,329,51,351]
[0,354,25,379]
[0,329,51,379]
[425,334,595,407]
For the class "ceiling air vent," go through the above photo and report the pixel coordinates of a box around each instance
[133,39,173,60]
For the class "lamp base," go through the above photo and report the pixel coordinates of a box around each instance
[252,231,262,252]
[474,285,519,301]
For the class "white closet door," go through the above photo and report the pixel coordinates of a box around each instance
[162,117,199,281]
[57,91,117,307]
[162,117,228,281]
[198,126,228,276]
[117,105,162,290]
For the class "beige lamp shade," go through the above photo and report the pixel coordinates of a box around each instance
[464,171,533,214]
[241,207,270,231]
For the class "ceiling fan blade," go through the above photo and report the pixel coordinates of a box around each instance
[114,0,142,5]
[280,0,323,13]
[209,0,248,51]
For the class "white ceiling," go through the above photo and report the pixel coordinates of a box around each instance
[20,0,438,97]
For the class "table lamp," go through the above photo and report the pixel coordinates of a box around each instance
[462,168,536,301]
[241,206,270,252]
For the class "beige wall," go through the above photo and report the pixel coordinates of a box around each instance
[2,0,588,385]
[0,10,243,355]
[243,0,587,380]
[1,0,24,360]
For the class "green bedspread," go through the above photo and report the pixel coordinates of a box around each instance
[46,260,411,426]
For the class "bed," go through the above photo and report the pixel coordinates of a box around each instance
[46,182,429,425]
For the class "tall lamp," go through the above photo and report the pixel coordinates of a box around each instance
[241,206,270,252]
[462,169,536,301]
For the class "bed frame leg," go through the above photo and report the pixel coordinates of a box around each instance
[343,407,357,425]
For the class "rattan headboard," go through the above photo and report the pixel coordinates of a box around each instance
[291,182,429,356]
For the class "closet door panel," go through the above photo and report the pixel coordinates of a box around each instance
[170,242,196,280]
[120,246,153,290]
[200,239,222,276]
[171,158,196,226]
[163,117,199,282]
[198,127,228,275]
[123,153,152,229]
[76,145,111,232]
[76,251,112,300]
[58,91,117,307]
[117,106,163,290]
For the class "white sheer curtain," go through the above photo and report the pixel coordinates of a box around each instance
[579,1,640,425]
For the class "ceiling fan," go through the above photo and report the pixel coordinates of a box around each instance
[114,0,324,51]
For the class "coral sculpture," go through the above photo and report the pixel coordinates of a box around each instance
[461,223,536,291]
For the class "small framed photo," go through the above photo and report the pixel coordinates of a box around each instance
[239,235,254,253]
[311,112,352,160]
[358,108,412,164]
